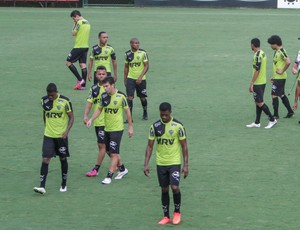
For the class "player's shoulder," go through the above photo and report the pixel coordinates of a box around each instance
[125,49,132,55]
[106,44,114,48]
[138,48,147,53]
[152,120,163,128]
[58,94,71,102]
[171,118,184,127]
[116,90,126,97]
[92,44,99,50]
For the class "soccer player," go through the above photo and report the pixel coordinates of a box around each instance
[87,32,118,85]
[86,77,133,184]
[267,35,294,119]
[144,102,189,225]
[124,38,149,122]
[84,66,127,177]
[33,83,74,195]
[246,38,277,129]
[292,50,300,121]
[66,10,91,90]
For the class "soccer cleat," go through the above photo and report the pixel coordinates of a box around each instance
[33,187,46,194]
[86,169,99,177]
[284,112,294,118]
[246,122,260,128]
[79,86,86,90]
[59,186,67,192]
[73,79,85,90]
[158,216,171,225]
[172,212,181,225]
[115,168,128,180]
[101,178,112,184]
[143,112,148,120]
[264,119,277,129]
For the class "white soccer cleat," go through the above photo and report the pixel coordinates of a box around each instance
[246,122,261,128]
[101,178,112,184]
[115,168,128,180]
[59,186,67,192]
[33,187,46,194]
[265,119,277,129]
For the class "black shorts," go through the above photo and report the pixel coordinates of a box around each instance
[126,78,147,98]
[42,136,70,158]
[105,130,123,154]
[95,126,105,144]
[93,71,112,85]
[253,84,265,103]
[157,165,181,187]
[66,48,89,64]
[271,79,286,96]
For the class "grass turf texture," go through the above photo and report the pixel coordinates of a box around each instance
[1,7,300,229]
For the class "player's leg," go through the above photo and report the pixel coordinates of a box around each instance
[66,48,83,87]
[86,126,106,177]
[246,85,261,128]
[125,78,136,122]
[278,80,294,118]
[33,136,54,194]
[79,49,88,89]
[136,80,148,120]
[169,165,182,225]
[271,80,280,118]
[157,165,171,225]
[56,138,70,192]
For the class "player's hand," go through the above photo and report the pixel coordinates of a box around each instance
[182,165,189,179]
[88,74,92,82]
[249,83,253,93]
[294,102,298,111]
[86,119,92,128]
[292,68,298,75]
[270,76,273,83]
[144,165,150,177]
[83,116,88,125]
[62,132,68,140]
[128,126,133,138]
[276,69,284,75]
[136,78,142,85]
[114,75,118,83]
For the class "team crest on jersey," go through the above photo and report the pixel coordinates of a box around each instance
[105,50,108,54]
[57,105,61,110]
[114,101,117,105]
[137,55,140,60]
[169,130,174,135]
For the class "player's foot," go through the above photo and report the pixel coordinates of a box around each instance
[284,112,294,118]
[158,216,171,225]
[33,187,46,194]
[59,186,67,192]
[246,122,260,128]
[86,168,99,177]
[172,212,181,225]
[74,79,85,90]
[265,119,277,129]
[115,168,128,179]
[143,111,148,120]
[79,86,86,90]
[101,178,112,184]
[273,115,279,119]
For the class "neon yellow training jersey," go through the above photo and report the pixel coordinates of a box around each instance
[125,49,148,80]
[90,44,116,72]
[252,50,267,85]
[272,48,289,80]
[148,117,186,166]
[99,90,128,132]
[73,18,91,48]
[87,84,105,127]
[41,94,72,138]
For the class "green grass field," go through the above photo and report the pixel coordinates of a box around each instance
[1,6,300,229]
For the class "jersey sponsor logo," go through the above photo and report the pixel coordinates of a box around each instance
[95,56,109,61]
[59,147,67,154]
[104,108,119,114]
[93,98,100,105]
[171,123,177,127]
[150,127,154,137]
[157,138,175,145]
[171,171,180,182]
[154,122,161,127]
[98,130,105,139]
[110,141,117,150]
[129,62,141,68]
[178,127,185,137]
[45,112,63,118]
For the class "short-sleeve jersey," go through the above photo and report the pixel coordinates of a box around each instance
[99,90,128,132]
[252,50,267,85]
[90,44,116,72]
[294,51,300,80]
[87,84,105,127]
[73,18,91,48]
[124,49,149,80]
[41,94,72,138]
[272,48,288,80]
[148,117,186,166]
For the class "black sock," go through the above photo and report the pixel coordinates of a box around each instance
[40,162,49,188]
[106,171,114,178]
[173,191,181,213]
[81,67,87,86]
[272,97,279,117]
[261,104,274,121]
[68,64,82,81]
[118,164,125,172]
[94,165,100,172]
[161,191,170,217]
[60,158,68,187]
[140,98,148,113]
[128,100,133,117]
[281,95,293,113]
[255,105,262,124]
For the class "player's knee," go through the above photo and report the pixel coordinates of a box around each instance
[171,185,180,193]
[79,63,86,69]
[42,158,51,164]
[128,96,134,101]
[161,187,169,193]
[66,61,71,67]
